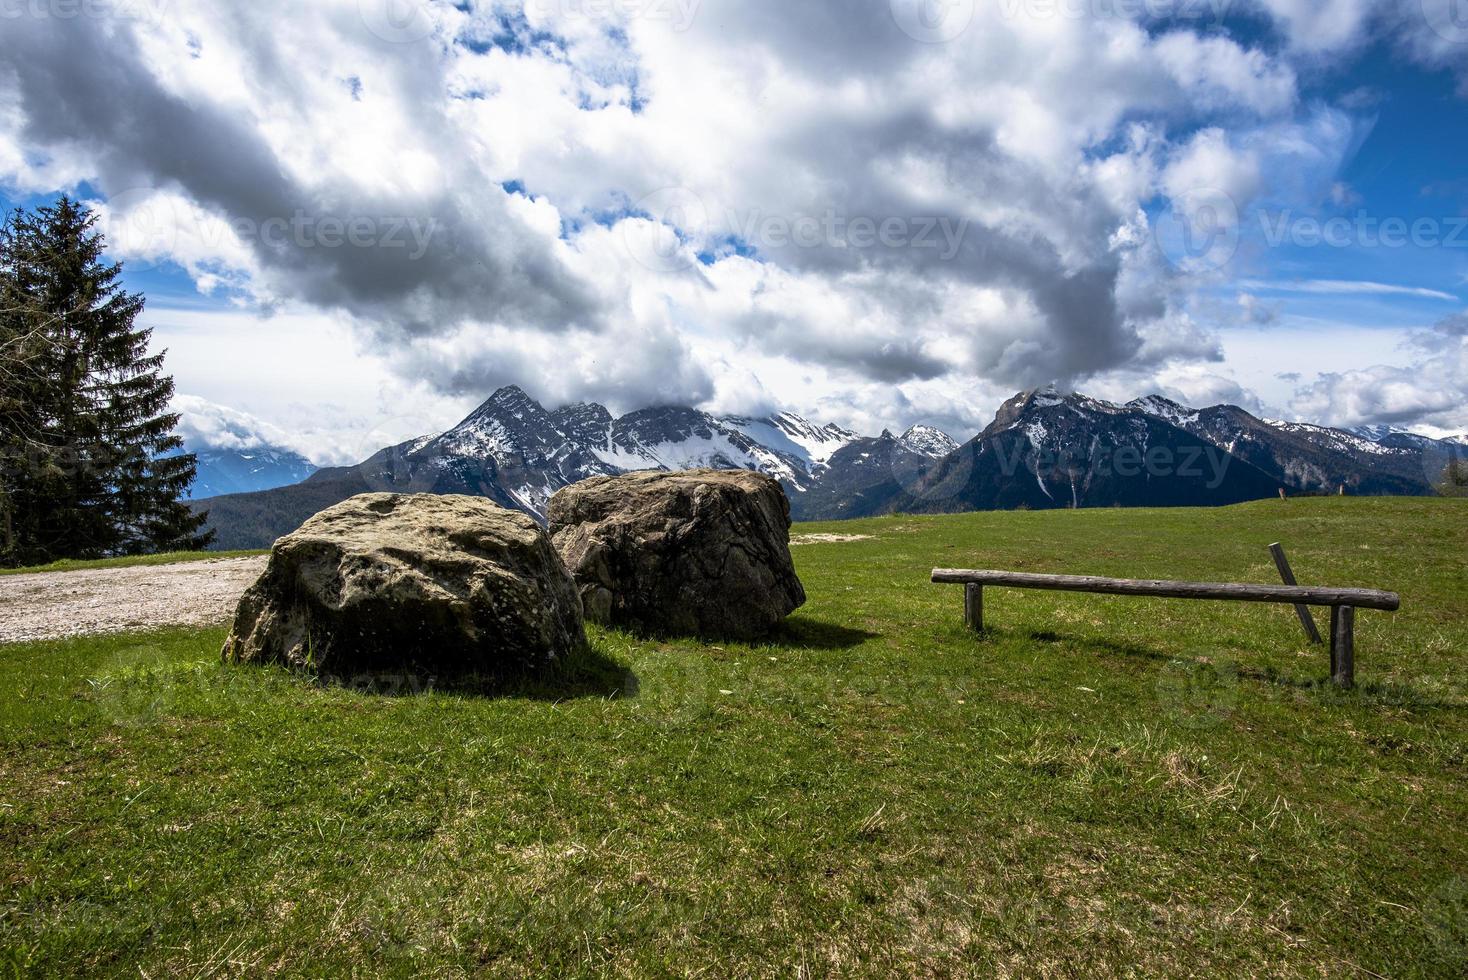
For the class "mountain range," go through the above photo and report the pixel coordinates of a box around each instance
[191,385,1465,550]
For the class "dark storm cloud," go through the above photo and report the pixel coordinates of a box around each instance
[1,13,600,336]
[701,105,1148,388]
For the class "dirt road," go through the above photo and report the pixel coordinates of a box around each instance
[0,556,268,644]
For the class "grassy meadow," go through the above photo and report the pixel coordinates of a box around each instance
[1,497,1465,976]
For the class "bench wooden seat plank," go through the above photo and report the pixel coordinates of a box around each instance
[931,569,1399,611]
[931,567,1400,689]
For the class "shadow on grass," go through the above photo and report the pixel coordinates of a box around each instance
[274,640,634,702]
[598,615,881,651]
[998,626,1460,709]
[764,616,881,651]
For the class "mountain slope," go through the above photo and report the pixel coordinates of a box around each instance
[793,426,963,521]
[1128,396,1434,496]
[939,390,1287,510]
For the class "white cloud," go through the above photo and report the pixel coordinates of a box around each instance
[1163,127,1263,210]
[172,395,297,454]
[1250,0,1380,54]
[1288,312,1468,431]
[1154,31,1297,114]
[2,0,1459,449]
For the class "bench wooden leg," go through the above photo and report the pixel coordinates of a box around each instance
[1330,605,1355,689]
[964,584,984,633]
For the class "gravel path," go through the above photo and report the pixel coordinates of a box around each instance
[0,556,268,644]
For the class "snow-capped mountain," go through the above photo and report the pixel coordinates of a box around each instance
[171,394,320,500]
[898,424,961,458]
[789,424,967,520]
[1121,395,1447,496]
[193,384,1461,549]
[183,446,318,500]
[936,388,1286,512]
[796,387,1459,520]
[194,387,885,548]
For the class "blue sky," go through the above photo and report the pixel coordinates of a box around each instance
[2,1,1466,461]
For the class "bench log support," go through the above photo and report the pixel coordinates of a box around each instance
[1331,605,1356,689]
[964,583,983,632]
[1269,542,1324,645]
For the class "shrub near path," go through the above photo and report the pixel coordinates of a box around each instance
[0,498,1464,976]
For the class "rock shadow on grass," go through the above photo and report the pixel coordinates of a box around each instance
[251,640,633,702]
[599,613,880,651]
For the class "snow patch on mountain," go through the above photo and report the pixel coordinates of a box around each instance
[1127,395,1200,429]
[1266,420,1397,456]
[722,413,859,471]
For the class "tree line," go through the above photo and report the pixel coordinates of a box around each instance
[0,196,209,567]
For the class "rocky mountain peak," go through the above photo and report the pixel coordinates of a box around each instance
[550,402,613,446]
[437,384,560,459]
[769,412,859,444]
[486,384,537,410]
[989,386,1072,430]
[899,424,959,458]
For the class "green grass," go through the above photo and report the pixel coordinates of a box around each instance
[0,550,266,576]
[1,498,1465,976]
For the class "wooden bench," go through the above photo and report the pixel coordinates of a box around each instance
[931,568,1401,689]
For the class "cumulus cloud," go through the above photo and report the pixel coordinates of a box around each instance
[2,0,1453,442]
[1251,0,1468,93]
[172,395,301,455]
[1290,312,1468,430]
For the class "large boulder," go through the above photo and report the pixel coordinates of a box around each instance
[222,493,586,676]
[547,469,806,639]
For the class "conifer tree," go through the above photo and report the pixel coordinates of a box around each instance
[0,196,211,565]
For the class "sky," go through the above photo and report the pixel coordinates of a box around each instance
[1,0,1466,463]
